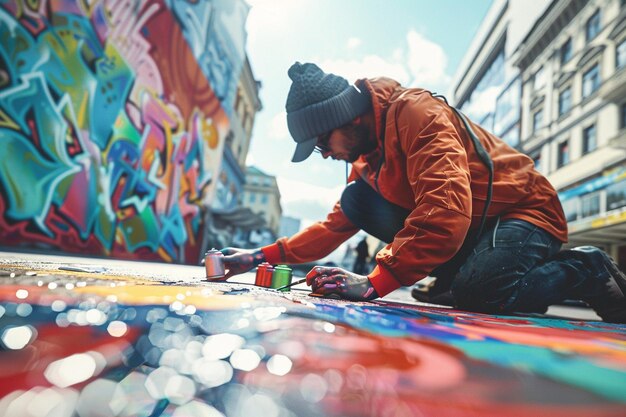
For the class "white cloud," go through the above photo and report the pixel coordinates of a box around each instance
[405,29,451,91]
[317,29,450,92]
[319,55,410,85]
[347,37,362,50]
[268,111,289,140]
[277,177,344,224]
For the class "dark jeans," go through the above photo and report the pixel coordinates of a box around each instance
[341,180,593,314]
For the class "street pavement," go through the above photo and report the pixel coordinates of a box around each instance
[0,250,624,417]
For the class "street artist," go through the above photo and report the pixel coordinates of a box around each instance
[217,62,626,323]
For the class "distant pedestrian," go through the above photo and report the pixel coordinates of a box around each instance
[216,62,626,324]
[353,237,369,275]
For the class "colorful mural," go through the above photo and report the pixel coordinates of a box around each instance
[0,263,625,417]
[0,0,248,263]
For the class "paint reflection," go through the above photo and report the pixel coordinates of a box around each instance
[0,271,624,417]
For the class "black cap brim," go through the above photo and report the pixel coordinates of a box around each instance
[291,137,317,162]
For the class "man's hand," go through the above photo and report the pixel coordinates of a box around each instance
[213,248,266,280]
[305,266,379,301]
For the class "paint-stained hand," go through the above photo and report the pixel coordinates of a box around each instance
[216,247,266,280]
[305,266,379,301]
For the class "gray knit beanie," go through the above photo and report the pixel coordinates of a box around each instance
[286,62,371,162]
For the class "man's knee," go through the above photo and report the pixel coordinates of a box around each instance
[451,268,489,310]
[340,182,359,222]
[340,180,371,222]
[450,252,520,313]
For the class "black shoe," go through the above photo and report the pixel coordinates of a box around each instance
[571,246,626,324]
[411,279,455,306]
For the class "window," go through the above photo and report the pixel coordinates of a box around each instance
[480,112,494,132]
[607,180,626,211]
[582,64,600,98]
[557,140,569,168]
[249,192,256,203]
[532,152,542,172]
[558,87,572,116]
[560,38,573,64]
[460,49,505,122]
[561,197,579,222]
[261,194,268,204]
[582,124,597,154]
[533,108,543,133]
[586,10,601,42]
[533,67,546,91]
[622,103,626,129]
[618,39,626,70]
[500,126,520,148]
[581,192,600,218]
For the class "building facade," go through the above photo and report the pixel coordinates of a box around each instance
[240,166,283,247]
[279,216,301,239]
[452,0,626,269]
[212,57,263,213]
[450,0,551,149]
[515,0,626,265]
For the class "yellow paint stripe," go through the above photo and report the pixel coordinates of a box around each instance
[0,264,154,284]
[77,90,89,127]
[157,248,173,263]
[73,284,256,309]
[0,108,20,130]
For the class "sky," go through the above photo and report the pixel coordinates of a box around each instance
[243,0,493,233]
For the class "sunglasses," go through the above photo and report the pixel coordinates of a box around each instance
[314,132,331,154]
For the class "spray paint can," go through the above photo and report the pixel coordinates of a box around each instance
[261,264,275,287]
[255,262,271,287]
[271,265,293,291]
[204,249,225,279]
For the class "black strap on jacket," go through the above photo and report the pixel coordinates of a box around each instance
[430,93,494,243]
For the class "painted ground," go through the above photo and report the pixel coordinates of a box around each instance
[0,255,625,417]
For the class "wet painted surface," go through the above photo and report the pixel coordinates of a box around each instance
[0,262,625,417]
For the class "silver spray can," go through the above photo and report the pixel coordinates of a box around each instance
[204,249,225,279]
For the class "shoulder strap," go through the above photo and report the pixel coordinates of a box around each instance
[430,93,494,242]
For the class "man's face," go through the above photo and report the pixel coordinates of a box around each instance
[315,122,374,163]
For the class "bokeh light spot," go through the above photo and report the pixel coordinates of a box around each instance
[267,354,293,376]
[44,353,98,388]
[230,349,261,372]
[1,325,34,350]
[107,321,128,337]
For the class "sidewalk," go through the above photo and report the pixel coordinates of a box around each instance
[0,251,624,417]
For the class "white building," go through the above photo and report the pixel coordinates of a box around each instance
[515,0,626,265]
[450,0,551,148]
[241,166,282,245]
[279,215,301,238]
[452,0,626,268]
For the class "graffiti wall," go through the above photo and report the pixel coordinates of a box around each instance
[0,0,247,263]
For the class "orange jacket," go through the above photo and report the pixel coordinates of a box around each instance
[262,77,567,297]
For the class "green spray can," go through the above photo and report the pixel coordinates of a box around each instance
[271,264,293,291]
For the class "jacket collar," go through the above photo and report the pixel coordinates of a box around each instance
[356,77,401,141]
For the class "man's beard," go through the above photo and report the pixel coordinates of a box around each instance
[346,123,376,162]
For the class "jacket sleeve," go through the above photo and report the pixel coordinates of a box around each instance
[262,200,359,264]
[368,96,473,297]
